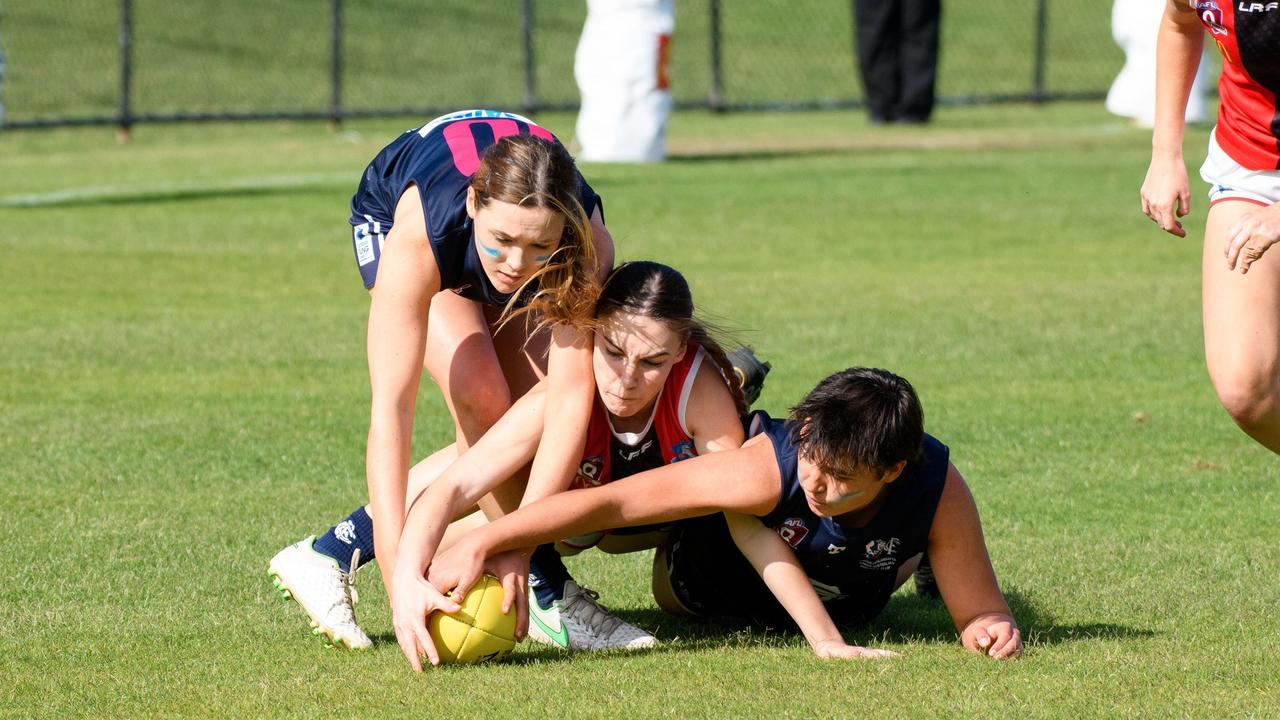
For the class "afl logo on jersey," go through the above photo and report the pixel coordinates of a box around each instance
[576,456,605,488]
[1191,0,1230,35]
[668,440,696,463]
[777,518,809,548]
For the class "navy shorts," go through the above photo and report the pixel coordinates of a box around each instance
[350,212,388,290]
[664,514,890,629]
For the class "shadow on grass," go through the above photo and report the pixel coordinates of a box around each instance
[368,587,1154,664]
[536,587,1152,654]
[864,587,1156,648]
[366,631,585,667]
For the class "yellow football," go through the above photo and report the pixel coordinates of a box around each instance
[427,574,518,664]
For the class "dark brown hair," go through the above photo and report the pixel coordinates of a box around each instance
[789,367,924,476]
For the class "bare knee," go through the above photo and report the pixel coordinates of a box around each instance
[449,375,511,434]
[1210,365,1279,427]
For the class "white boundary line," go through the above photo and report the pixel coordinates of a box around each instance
[0,171,353,208]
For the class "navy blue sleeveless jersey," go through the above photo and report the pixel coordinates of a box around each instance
[665,411,950,626]
[347,110,603,304]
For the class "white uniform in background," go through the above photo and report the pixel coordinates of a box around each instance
[1106,0,1210,128]
[574,0,674,162]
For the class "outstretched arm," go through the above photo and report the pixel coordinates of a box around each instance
[1140,0,1205,238]
[928,462,1021,659]
[428,436,783,598]
[365,187,441,600]
[725,513,897,660]
[520,323,595,506]
[390,384,547,670]
[518,206,614,505]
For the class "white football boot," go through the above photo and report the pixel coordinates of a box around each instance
[268,536,372,650]
[526,580,657,651]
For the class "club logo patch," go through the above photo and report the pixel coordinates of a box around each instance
[335,520,357,545]
[1191,1,1229,35]
[668,440,696,462]
[859,537,900,570]
[575,456,605,488]
[777,518,809,548]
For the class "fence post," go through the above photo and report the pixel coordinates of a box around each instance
[118,0,133,141]
[708,0,724,111]
[522,0,537,114]
[1032,0,1048,102]
[329,0,342,130]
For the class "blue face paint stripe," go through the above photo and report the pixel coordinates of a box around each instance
[478,243,501,259]
[534,255,550,264]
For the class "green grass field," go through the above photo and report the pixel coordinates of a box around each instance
[2,104,1278,719]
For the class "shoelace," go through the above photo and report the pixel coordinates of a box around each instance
[331,548,361,620]
[562,585,623,638]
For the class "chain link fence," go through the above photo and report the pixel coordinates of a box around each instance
[0,0,1133,131]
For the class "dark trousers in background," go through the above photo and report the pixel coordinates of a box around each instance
[852,0,941,123]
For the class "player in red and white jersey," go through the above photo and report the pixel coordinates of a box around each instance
[388,261,764,667]
[1141,1,1280,454]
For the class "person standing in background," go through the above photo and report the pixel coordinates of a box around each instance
[574,0,674,162]
[852,0,941,125]
[1106,0,1210,128]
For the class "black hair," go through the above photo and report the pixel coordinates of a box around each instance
[788,367,924,476]
[595,261,748,414]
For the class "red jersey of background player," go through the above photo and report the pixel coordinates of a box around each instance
[1193,0,1280,169]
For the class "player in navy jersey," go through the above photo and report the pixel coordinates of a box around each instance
[388,262,759,668]
[268,110,615,649]
[1141,3,1280,454]
[427,368,1021,660]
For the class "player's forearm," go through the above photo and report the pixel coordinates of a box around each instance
[1151,8,1205,155]
[519,417,586,502]
[522,354,592,506]
[366,411,412,561]
[471,487,631,556]
[729,517,843,651]
[762,562,844,651]
[396,478,467,576]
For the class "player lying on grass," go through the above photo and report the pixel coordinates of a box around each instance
[417,367,1022,665]
[270,259,766,653]
[388,261,768,664]
[268,110,613,650]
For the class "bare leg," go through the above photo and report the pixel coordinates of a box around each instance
[1202,201,1280,454]
[423,294,548,517]
[424,292,512,450]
